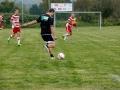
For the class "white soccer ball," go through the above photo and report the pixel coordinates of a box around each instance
[57,53,65,60]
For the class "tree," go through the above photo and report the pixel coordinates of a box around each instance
[74,0,93,11]
[29,4,40,15]
[111,0,120,19]
[92,0,114,25]
[0,0,15,13]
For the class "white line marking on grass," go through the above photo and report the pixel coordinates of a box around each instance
[110,74,120,82]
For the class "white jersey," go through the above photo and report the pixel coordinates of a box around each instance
[11,14,20,28]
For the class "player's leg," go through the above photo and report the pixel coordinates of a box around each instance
[63,26,72,40]
[16,32,21,46]
[64,31,72,40]
[46,41,55,58]
[63,28,70,40]
[64,30,72,40]
[8,29,15,42]
[70,31,72,36]
[63,24,68,40]
[63,32,69,40]
[15,28,21,46]
[42,35,55,59]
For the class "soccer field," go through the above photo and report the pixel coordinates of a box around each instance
[0,26,120,90]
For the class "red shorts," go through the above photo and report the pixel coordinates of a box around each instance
[66,28,72,33]
[66,23,72,33]
[12,27,21,34]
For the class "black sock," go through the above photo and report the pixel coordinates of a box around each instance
[50,54,54,57]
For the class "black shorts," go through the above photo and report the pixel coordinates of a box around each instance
[41,34,54,42]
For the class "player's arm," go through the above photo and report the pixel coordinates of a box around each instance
[22,20,37,27]
[22,16,41,27]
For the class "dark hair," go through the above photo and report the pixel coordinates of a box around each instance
[48,8,55,13]
[15,8,19,11]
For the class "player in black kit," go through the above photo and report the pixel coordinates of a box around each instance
[23,9,56,59]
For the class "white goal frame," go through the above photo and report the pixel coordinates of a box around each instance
[54,11,102,30]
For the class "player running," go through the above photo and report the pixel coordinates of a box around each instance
[8,9,21,46]
[22,8,56,59]
[63,14,77,40]
[0,13,4,30]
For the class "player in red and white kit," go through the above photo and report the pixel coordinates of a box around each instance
[0,13,4,30]
[69,14,77,27]
[8,9,21,46]
[63,14,77,40]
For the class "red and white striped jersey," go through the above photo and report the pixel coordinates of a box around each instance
[68,16,75,25]
[69,16,74,21]
[0,15,3,22]
[68,16,75,21]
[68,15,77,26]
[11,14,20,28]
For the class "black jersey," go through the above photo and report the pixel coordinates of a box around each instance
[37,14,54,35]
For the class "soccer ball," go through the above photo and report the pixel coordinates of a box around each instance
[57,53,65,60]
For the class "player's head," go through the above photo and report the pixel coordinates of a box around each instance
[14,9,19,15]
[47,8,55,16]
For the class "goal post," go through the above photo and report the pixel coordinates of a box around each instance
[54,11,102,30]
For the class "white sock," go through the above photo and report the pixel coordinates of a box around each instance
[17,37,21,45]
[8,35,13,40]
[64,35,67,40]
[64,34,69,40]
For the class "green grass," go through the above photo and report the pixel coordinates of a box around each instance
[0,26,120,90]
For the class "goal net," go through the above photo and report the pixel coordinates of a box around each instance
[55,11,102,30]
